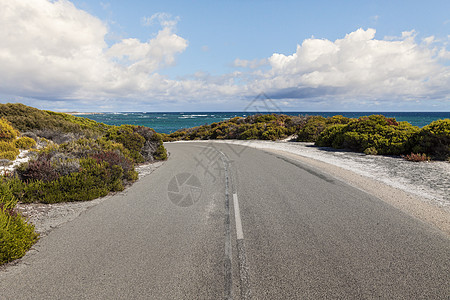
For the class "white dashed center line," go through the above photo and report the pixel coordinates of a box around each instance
[233,193,244,240]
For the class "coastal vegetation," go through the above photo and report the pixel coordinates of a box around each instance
[165,113,450,161]
[163,114,306,141]
[1,188,38,265]
[0,103,167,265]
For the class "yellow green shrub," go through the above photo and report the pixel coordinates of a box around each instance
[412,119,450,160]
[0,187,38,265]
[0,119,19,142]
[14,137,36,150]
[0,141,20,160]
[316,115,420,156]
[0,150,19,161]
[0,141,17,153]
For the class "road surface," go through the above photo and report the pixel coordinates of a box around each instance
[1,142,449,299]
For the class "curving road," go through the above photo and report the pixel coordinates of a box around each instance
[1,142,449,299]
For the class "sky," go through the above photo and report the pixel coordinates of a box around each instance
[0,0,449,112]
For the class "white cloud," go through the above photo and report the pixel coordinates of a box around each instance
[0,0,448,111]
[0,0,187,100]
[255,28,449,100]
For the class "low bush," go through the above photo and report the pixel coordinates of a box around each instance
[296,116,327,142]
[154,143,167,160]
[106,125,145,163]
[91,151,134,180]
[167,114,298,141]
[19,158,116,204]
[0,141,18,153]
[50,153,81,177]
[0,205,38,264]
[14,137,36,150]
[364,147,378,155]
[0,187,38,265]
[0,141,20,161]
[0,150,20,161]
[17,156,60,183]
[0,119,19,142]
[296,115,351,142]
[411,119,450,161]
[316,115,419,156]
[402,153,431,162]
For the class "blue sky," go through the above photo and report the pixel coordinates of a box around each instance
[0,0,449,112]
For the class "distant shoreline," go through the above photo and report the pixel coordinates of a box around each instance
[65,112,104,115]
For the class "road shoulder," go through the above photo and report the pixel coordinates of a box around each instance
[268,148,450,237]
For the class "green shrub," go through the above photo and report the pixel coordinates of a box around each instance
[296,115,350,142]
[0,150,19,161]
[0,190,38,265]
[315,115,419,156]
[106,125,145,163]
[0,141,18,153]
[296,116,327,142]
[168,114,299,141]
[0,141,20,161]
[90,150,135,181]
[411,119,450,160]
[50,154,81,177]
[0,119,19,142]
[364,147,378,155]
[14,136,36,150]
[0,206,38,264]
[0,103,107,136]
[316,124,347,148]
[154,144,167,160]
[20,158,111,203]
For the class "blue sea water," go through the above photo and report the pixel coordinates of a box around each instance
[79,112,450,134]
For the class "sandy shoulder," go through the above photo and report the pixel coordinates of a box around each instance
[269,149,450,237]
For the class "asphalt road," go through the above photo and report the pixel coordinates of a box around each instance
[1,142,449,299]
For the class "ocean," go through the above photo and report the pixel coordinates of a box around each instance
[79,112,450,134]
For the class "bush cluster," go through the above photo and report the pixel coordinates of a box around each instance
[0,105,168,205]
[0,118,19,141]
[165,112,449,161]
[295,115,351,142]
[0,119,29,161]
[316,115,419,155]
[165,114,306,141]
[0,103,107,137]
[12,138,140,203]
[411,119,450,161]
[0,141,20,161]
[0,183,38,264]
[12,158,126,204]
[14,137,36,150]
[315,116,449,160]
[0,104,169,265]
